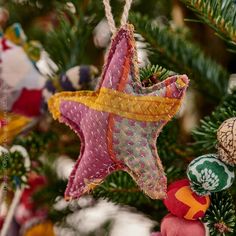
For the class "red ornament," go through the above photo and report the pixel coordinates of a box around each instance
[11,88,42,117]
[163,179,210,220]
[161,214,205,236]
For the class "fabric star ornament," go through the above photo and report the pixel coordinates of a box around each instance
[48,24,189,200]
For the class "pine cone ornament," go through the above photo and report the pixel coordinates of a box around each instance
[217,117,236,166]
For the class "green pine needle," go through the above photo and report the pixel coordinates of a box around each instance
[203,191,236,236]
[181,0,236,51]
[130,13,229,102]
[140,64,174,86]
[192,90,236,152]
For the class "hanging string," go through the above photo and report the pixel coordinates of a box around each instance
[103,0,116,34]
[103,0,133,34]
[120,0,133,26]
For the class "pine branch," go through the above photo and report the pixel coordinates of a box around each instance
[130,13,229,102]
[203,191,236,235]
[192,90,236,152]
[44,14,92,73]
[13,131,56,158]
[140,64,174,87]
[92,171,148,205]
[44,1,103,73]
[181,0,236,51]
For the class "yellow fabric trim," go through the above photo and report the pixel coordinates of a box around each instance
[48,88,182,122]
[0,112,31,144]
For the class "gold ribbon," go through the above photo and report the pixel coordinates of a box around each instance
[49,87,183,122]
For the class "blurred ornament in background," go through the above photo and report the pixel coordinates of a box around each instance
[15,174,47,226]
[59,65,98,91]
[1,22,99,143]
[1,41,44,110]
[217,117,236,166]
[0,145,31,188]
[0,113,34,144]
[42,65,99,108]
[160,214,205,236]
[1,23,45,114]
[93,20,112,48]
[0,8,9,28]
[53,155,74,180]
[4,23,27,46]
[0,118,7,128]
[23,40,42,62]
[163,179,210,220]
[21,220,55,236]
[187,154,235,196]
[228,74,236,93]
[0,23,45,143]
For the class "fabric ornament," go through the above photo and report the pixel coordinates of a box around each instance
[48,22,189,200]
[1,23,44,114]
[4,23,42,62]
[160,214,206,236]
[217,117,236,166]
[0,23,45,143]
[187,154,235,196]
[163,179,210,220]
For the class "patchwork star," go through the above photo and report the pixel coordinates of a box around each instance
[48,24,189,200]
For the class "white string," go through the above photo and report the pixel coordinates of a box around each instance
[103,0,133,33]
[0,188,23,236]
[103,0,116,34]
[120,0,133,26]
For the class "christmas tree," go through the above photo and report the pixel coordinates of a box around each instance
[0,0,236,235]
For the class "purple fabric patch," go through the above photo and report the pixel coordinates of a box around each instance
[59,100,117,198]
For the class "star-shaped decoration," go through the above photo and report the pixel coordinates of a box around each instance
[48,24,189,200]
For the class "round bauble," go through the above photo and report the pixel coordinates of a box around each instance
[161,214,205,236]
[187,154,235,196]
[217,117,236,166]
[163,179,210,220]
